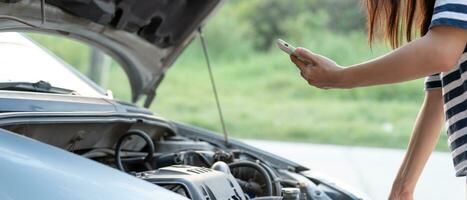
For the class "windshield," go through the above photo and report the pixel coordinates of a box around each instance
[0,32,107,98]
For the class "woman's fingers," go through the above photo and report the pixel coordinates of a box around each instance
[291,55,315,85]
[295,47,319,66]
[291,55,313,76]
[290,55,307,71]
[289,47,343,89]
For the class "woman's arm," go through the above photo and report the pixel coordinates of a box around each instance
[291,26,467,89]
[389,89,444,200]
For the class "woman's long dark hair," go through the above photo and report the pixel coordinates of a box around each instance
[365,0,436,48]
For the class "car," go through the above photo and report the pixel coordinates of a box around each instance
[0,1,369,200]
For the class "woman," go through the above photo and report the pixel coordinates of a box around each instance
[289,0,466,199]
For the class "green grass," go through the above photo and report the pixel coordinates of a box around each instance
[24,9,449,151]
[149,47,448,150]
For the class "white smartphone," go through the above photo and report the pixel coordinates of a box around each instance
[277,39,308,63]
[276,39,296,55]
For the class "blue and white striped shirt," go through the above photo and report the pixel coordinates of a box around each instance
[424,0,467,177]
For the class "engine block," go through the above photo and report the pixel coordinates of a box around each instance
[136,165,246,200]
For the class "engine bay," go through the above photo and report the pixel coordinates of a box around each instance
[1,117,358,200]
[88,129,309,200]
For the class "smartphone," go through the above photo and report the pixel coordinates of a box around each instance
[277,39,307,63]
[276,39,296,55]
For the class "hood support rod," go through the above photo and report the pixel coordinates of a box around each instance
[40,0,46,25]
[198,27,229,147]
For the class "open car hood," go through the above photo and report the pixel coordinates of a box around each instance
[0,0,224,106]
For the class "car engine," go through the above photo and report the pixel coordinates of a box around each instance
[137,165,246,200]
[3,120,361,200]
[94,129,345,200]
[106,130,286,200]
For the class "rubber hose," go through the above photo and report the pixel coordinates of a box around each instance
[115,130,155,172]
[229,160,273,197]
[259,162,282,196]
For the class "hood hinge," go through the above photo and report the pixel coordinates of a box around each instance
[143,73,165,108]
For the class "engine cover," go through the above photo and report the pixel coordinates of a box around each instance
[136,165,246,200]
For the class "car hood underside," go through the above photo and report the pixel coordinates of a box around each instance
[0,0,223,105]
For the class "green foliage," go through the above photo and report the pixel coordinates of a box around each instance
[235,0,367,51]
[314,0,367,33]
[198,3,255,61]
[236,0,318,50]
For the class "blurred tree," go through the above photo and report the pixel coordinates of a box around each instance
[236,0,317,51]
[203,2,254,61]
[234,0,366,51]
[315,0,366,33]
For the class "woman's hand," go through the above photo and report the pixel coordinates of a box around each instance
[290,47,344,89]
[289,27,466,89]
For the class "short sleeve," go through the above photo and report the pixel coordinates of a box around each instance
[425,74,442,90]
[430,0,467,29]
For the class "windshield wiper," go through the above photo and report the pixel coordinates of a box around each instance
[0,80,76,94]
